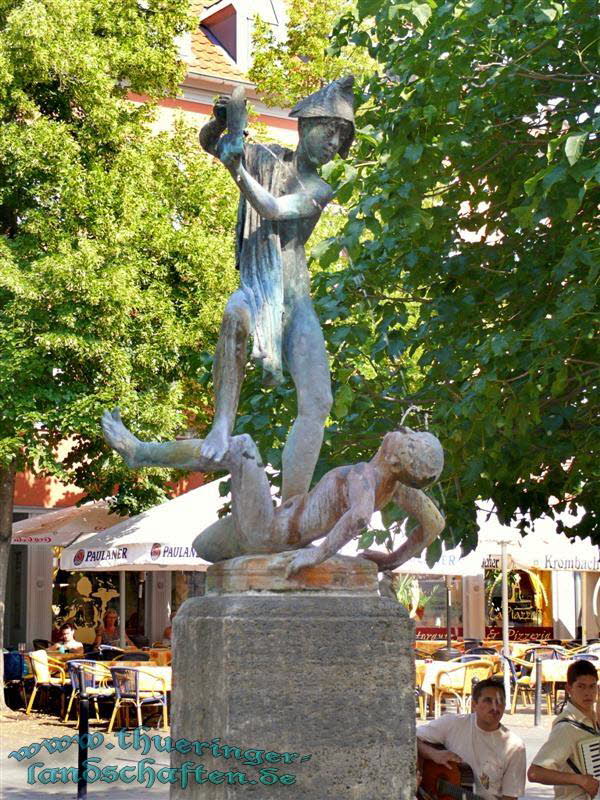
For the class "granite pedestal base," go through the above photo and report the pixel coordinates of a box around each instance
[170,555,415,799]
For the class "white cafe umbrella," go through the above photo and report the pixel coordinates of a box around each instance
[61,480,224,647]
[60,480,223,572]
[11,500,122,547]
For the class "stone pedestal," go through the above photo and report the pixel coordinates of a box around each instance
[171,555,415,799]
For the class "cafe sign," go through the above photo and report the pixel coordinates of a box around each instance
[61,541,206,570]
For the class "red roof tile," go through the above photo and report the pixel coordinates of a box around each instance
[188,26,247,82]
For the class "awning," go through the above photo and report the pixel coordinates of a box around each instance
[60,479,226,571]
[339,505,596,576]
[11,501,122,547]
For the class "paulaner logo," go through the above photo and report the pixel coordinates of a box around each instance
[162,546,197,558]
[84,547,128,563]
[73,549,85,567]
[150,543,161,560]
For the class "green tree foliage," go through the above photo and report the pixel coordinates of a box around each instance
[0,0,238,664]
[319,0,599,550]
[248,0,374,107]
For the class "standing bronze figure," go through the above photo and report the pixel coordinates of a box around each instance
[199,77,355,501]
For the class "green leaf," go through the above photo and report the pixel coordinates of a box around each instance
[565,133,588,166]
[426,538,442,568]
[542,165,567,192]
[535,6,557,23]
[563,194,583,221]
[551,367,568,397]
[358,0,384,14]
[411,2,433,26]
[404,143,424,163]
[333,384,353,417]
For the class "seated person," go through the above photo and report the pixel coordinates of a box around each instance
[417,678,526,800]
[528,659,599,800]
[48,622,83,653]
[162,624,172,646]
[162,611,177,646]
[93,609,134,649]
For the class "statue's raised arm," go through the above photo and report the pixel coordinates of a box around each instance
[197,77,356,502]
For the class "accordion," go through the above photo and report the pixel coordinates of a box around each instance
[576,736,600,778]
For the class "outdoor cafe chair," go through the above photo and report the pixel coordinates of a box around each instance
[465,646,498,656]
[571,653,599,661]
[581,643,600,654]
[462,639,483,649]
[450,655,484,663]
[80,651,105,661]
[64,660,114,724]
[107,667,168,732]
[433,659,494,718]
[504,654,554,715]
[97,645,124,660]
[522,646,564,664]
[114,651,151,662]
[3,652,29,709]
[25,650,70,716]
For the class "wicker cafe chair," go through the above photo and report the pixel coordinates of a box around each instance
[433,660,494,717]
[64,661,115,723]
[505,654,554,715]
[114,651,151,662]
[523,646,564,662]
[107,667,168,732]
[450,655,485,663]
[25,650,69,716]
[97,645,124,660]
[3,652,29,708]
[465,646,498,656]
[415,660,427,720]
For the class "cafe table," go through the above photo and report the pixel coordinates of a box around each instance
[147,648,172,666]
[414,640,463,657]
[50,652,159,668]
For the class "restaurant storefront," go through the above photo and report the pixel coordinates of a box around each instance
[484,564,554,642]
[389,524,600,646]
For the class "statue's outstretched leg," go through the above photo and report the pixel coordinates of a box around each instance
[102,410,283,561]
[281,298,332,501]
[101,410,225,472]
[201,290,252,462]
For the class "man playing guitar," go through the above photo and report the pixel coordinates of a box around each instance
[417,678,526,800]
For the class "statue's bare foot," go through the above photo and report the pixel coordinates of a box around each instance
[101,409,141,468]
[273,547,322,578]
[200,420,230,461]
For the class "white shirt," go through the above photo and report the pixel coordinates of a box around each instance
[417,713,526,800]
[532,701,600,800]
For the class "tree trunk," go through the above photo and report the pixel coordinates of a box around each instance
[0,461,16,714]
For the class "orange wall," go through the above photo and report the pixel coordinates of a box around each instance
[14,469,204,509]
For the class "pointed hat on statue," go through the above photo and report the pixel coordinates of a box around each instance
[289,75,355,158]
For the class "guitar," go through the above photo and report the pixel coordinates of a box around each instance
[418,750,487,800]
